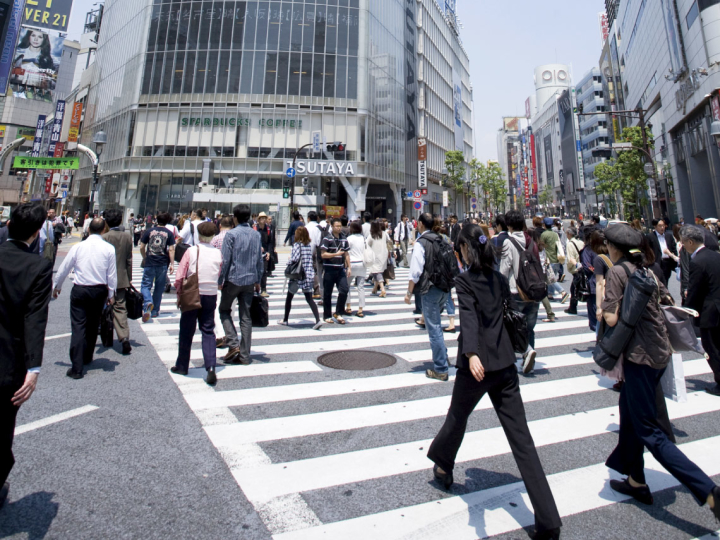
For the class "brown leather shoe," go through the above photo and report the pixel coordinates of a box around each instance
[223,347,241,364]
[216,337,228,349]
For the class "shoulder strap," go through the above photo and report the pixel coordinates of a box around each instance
[619,262,632,278]
[507,236,526,254]
[195,246,200,273]
[599,254,614,268]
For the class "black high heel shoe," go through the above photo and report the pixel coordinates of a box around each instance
[433,464,453,490]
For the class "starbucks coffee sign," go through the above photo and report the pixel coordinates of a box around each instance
[180,117,303,129]
[289,160,356,176]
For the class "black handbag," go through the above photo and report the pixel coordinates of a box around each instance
[126,285,144,320]
[100,304,114,347]
[174,223,194,263]
[251,294,269,327]
[503,296,529,354]
[285,256,306,281]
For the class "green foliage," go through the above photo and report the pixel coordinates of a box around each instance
[473,161,507,213]
[593,126,654,220]
[538,185,553,209]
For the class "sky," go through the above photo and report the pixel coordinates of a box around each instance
[64,0,605,163]
[456,0,606,162]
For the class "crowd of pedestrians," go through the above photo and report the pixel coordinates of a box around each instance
[3,199,720,535]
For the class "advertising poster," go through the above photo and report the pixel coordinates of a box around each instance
[23,0,74,33]
[452,67,464,151]
[9,26,64,102]
[68,102,82,142]
[0,0,24,96]
[660,0,685,77]
[503,117,520,133]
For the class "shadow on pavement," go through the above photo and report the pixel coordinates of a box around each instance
[0,491,59,540]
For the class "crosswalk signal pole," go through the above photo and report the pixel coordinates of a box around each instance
[291,143,314,211]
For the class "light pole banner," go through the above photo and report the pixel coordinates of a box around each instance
[31,114,46,156]
[47,99,65,156]
[67,102,82,142]
[0,0,24,96]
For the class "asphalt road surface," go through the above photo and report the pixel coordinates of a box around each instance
[1,237,719,540]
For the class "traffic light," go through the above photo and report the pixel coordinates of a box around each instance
[282,178,290,189]
[326,142,345,152]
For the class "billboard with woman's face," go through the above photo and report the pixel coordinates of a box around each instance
[9,26,63,102]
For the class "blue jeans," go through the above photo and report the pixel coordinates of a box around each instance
[552,263,564,280]
[141,265,168,315]
[446,293,456,316]
[422,286,449,373]
[511,294,539,349]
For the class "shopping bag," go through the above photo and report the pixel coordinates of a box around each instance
[661,353,688,403]
[100,304,114,347]
[662,306,705,354]
[251,294,269,327]
[125,285,144,320]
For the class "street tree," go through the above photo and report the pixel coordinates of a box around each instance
[593,125,654,220]
[538,185,553,213]
[445,150,466,214]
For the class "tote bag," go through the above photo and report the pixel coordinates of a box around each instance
[178,247,201,312]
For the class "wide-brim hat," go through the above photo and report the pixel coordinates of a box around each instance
[257,212,268,218]
[605,223,642,249]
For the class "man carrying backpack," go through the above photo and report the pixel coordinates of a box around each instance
[405,213,457,381]
[500,210,547,374]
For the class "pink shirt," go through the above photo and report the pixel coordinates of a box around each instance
[174,243,222,296]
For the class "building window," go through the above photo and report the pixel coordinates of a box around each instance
[687,1,699,28]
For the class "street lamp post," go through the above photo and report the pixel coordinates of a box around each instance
[89,130,107,210]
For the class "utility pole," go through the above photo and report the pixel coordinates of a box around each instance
[637,107,659,220]
[290,143,313,211]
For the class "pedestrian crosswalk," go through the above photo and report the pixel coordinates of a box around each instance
[132,255,720,539]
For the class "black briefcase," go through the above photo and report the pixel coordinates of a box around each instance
[250,295,269,328]
[100,305,114,347]
[126,285,144,320]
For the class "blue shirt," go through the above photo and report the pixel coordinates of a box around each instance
[219,223,264,287]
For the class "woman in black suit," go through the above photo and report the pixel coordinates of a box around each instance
[427,224,562,540]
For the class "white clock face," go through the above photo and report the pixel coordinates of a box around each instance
[543,71,553,81]
[558,70,568,81]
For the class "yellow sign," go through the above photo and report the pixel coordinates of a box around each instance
[0,125,5,138]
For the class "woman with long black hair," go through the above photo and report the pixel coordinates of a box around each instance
[601,224,720,519]
[427,224,562,540]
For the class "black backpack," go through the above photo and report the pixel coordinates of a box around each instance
[422,233,460,292]
[507,236,547,302]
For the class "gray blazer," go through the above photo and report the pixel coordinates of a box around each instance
[103,229,133,289]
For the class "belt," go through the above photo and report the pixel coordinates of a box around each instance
[73,283,107,289]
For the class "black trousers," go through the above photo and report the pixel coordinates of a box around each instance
[0,386,20,486]
[69,284,108,374]
[322,267,349,319]
[701,326,720,386]
[428,365,562,533]
[606,359,716,505]
[568,272,580,312]
[659,259,674,287]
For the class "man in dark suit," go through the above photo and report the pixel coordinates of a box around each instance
[0,203,53,507]
[682,225,720,396]
[646,218,677,285]
[103,209,133,355]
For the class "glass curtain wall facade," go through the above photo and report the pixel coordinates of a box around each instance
[80,0,416,220]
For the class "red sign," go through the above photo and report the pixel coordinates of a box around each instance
[421,189,428,195]
[44,177,52,193]
[323,205,345,218]
[53,141,65,158]
[530,134,538,195]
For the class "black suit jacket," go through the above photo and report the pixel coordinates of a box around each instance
[455,269,516,372]
[647,230,678,270]
[0,240,53,388]
[686,247,720,328]
[449,223,461,245]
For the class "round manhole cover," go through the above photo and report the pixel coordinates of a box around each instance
[317,350,397,371]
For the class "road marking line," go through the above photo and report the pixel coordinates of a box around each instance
[15,405,99,435]
[234,389,720,505]
[44,332,72,341]
[272,435,720,540]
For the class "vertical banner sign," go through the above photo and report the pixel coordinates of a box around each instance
[47,100,65,156]
[68,102,82,142]
[417,137,427,188]
[443,191,449,207]
[530,134,538,195]
[53,141,64,158]
[0,0,23,96]
[31,114,46,157]
[452,67,464,151]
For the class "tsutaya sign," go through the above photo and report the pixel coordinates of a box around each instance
[287,160,356,176]
[181,117,303,129]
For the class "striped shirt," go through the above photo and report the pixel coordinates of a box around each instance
[321,234,349,268]
[219,223,264,287]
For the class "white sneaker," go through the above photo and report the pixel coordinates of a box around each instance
[522,349,536,374]
[277,320,289,326]
[312,320,324,330]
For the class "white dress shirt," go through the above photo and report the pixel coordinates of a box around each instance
[409,231,428,284]
[656,230,669,259]
[362,222,371,239]
[394,220,414,242]
[306,221,322,253]
[54,234,118,298]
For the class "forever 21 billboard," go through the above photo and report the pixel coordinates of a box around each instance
[23,0,74,33]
